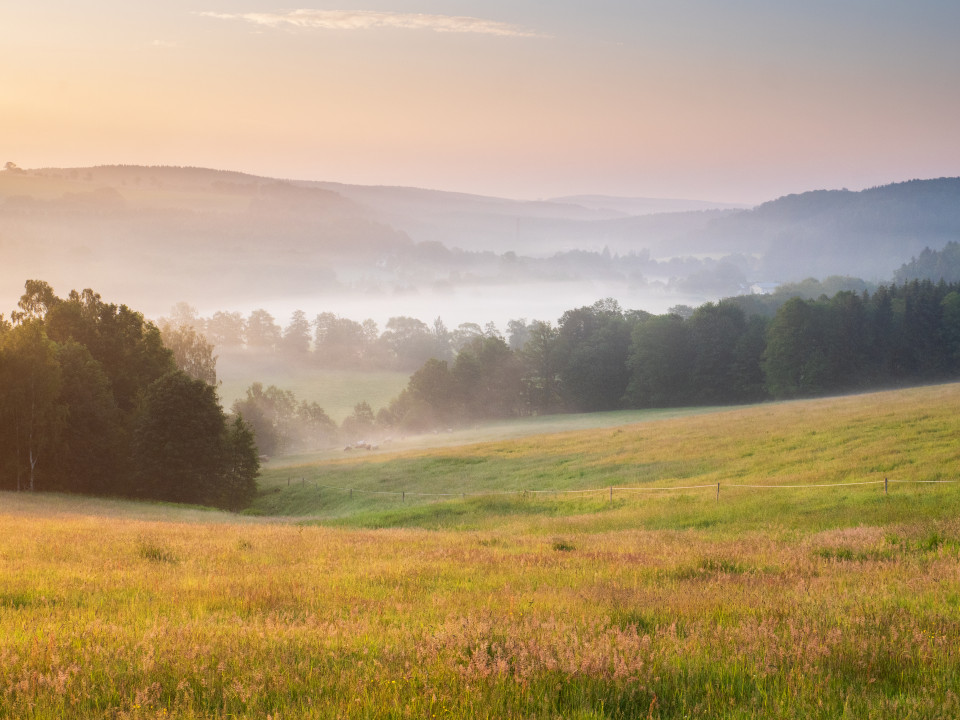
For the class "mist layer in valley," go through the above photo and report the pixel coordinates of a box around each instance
[2,164,958,333]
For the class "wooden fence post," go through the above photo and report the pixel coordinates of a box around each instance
[716,483,720,502]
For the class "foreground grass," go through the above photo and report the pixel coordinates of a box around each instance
[4,384,960,718]
[2,491,960,719]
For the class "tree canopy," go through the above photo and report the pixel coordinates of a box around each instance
[0,281,259,509]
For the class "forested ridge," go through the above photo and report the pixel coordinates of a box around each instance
[0,281,258,508]
[377,279,960,430]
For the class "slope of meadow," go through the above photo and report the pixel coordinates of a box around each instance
[257,384,960,531]
[2,384,960,718]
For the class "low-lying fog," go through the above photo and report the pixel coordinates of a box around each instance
[192,281,714,334]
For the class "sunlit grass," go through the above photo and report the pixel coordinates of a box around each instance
[4,384,960,718]
[3,490,960,718]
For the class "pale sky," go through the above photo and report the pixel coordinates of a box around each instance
[3,0,959,203]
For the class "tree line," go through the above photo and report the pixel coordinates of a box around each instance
[0,281,259,509]
[373,280,960,431]
[169,304,555,372]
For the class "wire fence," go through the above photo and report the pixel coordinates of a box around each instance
[280,476,959,503]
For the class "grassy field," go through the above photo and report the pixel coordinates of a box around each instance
[257,384,960,529]
[216,355,409,421]
[3,384,960,718]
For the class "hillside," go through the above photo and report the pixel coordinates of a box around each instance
[684,178,960,280]
[254,382,960,528]
[3,165,959,326]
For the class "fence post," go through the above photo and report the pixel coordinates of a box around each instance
[349,488,353,499]
[885,477,888,495]
[716,483,720,502]
[402,491,405,503]
[287,477,290,486]
[609,486,613,503]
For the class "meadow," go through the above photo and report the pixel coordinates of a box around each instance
[3,384,960,718]
[215,356,409,422]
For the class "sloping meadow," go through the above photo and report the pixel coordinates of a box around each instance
[3,384,960,718]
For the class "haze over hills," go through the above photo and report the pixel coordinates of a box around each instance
[1,164,958,327]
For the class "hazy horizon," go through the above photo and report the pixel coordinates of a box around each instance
[4,2,959,204]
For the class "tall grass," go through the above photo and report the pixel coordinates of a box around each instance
[3,384,960,718]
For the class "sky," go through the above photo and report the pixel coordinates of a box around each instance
[3,0,959,203]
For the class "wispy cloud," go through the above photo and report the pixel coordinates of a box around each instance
[198,9,544,38]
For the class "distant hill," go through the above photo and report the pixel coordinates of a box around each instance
[894,241,960,284]
[2,164,959,325]
[680,178,960,280]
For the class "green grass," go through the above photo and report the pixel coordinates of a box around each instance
[216,353,409,420]
[255,383,960,533]
[4,383,960,718]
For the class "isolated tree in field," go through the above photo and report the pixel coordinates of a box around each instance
[342,401,376,440]
[293,401,338,451]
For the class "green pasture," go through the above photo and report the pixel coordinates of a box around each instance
[216,355,409,421]
[255,383,960,533]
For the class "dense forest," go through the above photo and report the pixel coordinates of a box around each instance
[0,281,258,508]
[370,280,960,431]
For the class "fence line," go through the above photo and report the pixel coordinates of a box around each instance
[725,480,885,489]
[287,476,958,502]
[888,479,960,484]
